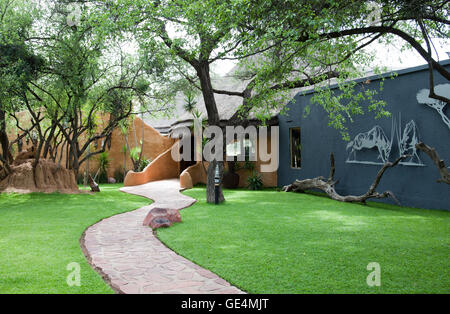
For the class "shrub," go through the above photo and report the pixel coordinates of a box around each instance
[114,169,125,183]
[137,156,152,172]
[97,152,110,184]
[129,146,141,164]
[247,172,263,190]
[76,173,84,185]
[97,171,108,184]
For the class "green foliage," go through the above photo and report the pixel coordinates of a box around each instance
[129,146,141,163]
[0,1,42,115]
[0,43,44,95]
[247,171,263,190]
[137,156,151,172]
[183,90,198,114]
[97,151,110,173]
[229,0,448,138]
[113,168,125,183]
[97,151,110,183]
[1,0,174,173]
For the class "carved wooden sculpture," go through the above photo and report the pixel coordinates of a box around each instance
[88,174,100,192]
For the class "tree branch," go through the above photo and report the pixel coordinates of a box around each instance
[283,153,408,205]
[416,142,450,184]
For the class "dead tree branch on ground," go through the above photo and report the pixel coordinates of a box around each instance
[282,153,408,204]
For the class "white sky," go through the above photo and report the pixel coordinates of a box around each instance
[366,38,449,71]
[36,0,450,77]
[208,38,450,77]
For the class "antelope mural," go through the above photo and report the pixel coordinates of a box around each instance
[416,84,450,131]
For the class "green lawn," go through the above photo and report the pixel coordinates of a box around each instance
[157,188,450,294]
[1,185,448,294]
[0,185,149,294]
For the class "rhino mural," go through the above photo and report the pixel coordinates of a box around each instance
[346,123,394,164]
[346,116,425,166]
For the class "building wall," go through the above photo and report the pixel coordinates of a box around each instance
[234,135,278,188]
[179,134,279,189]
[278,61,450,211]
[105,116,175,178]
[124,142,180,186]
[4,114,175,180]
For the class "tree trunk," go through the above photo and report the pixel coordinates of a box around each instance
[67,139,80,178]
[85,144,91,186]
[0,108,13,166]
[197,62,225,203]
[42,122,58,159]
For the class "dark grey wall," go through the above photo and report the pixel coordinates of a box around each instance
[278,61,450,210]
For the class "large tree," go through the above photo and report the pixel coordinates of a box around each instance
[230,0,449,117]
[95,0,342,202]
[0,0,43,175]
[24,0,174,177]
[1,0,178,190]
[95,0,448,202]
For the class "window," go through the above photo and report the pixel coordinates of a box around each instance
[290,128,301,168]
[226,139,255,160]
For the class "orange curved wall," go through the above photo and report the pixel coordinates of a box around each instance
[101,117,175,178]
[124,143,180,187]
[180,162,207,189]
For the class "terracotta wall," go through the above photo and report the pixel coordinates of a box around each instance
[180,162,207,189]
[4,113,175,180]
[103,117,175,178]
[5,112,278,188]
[124,142,180,186]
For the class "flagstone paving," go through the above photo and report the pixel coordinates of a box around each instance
[81,179,244,294]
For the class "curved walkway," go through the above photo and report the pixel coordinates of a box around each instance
[81,179,244,294]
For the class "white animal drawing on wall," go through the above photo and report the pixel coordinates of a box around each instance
[346,124,394,164]
[416,83,450,131]
[346,116,424,166]
[396,118,423,166]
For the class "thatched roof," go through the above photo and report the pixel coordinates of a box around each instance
[143,69,263,135]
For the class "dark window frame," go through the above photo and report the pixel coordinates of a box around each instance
[290,127,301,169]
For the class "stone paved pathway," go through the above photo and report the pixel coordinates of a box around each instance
[82,179,244,294]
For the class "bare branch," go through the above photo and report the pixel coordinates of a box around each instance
[416,142,450,184]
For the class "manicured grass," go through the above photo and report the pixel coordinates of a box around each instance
[0,185,149,294]
[157,188,450,294]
